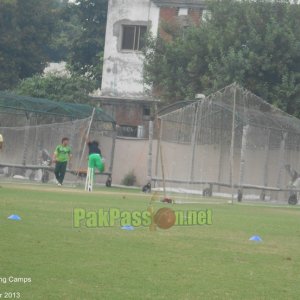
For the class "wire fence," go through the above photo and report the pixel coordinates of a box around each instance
[153,83,300,204]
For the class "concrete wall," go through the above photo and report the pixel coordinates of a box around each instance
[112,137,154,185]
[109,138,293,193]
[153,140,295,190]
[111,137,296,191]
[101,0,160,98]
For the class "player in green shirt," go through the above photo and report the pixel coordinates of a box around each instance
[53,137,72,186]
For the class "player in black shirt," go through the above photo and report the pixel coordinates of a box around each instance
[87,140,102,156]
[87,140,104,173]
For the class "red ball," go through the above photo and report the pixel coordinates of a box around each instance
[154,208,176,229]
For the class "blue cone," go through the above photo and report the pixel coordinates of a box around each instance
[8,214,21,221]
[249,235,262,242]
[121,225,134,231]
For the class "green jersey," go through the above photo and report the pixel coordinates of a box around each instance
[54,145,71,162]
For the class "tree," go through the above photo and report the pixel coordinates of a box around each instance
[46,0,82,62]
[67,0,108,83]
[144,0,300,116]
[0,0,19,89]
[15,73,98,103]
[0,0,57,90]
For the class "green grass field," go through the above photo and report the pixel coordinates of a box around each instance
[1,183,300,300]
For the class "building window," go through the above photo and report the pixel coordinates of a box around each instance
[117,125,138,138]
[178,8,189,16]
[202,10,212,22]
[121,25,147,51]
[143,106,151,117]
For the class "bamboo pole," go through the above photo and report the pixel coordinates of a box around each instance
[75,108,96,183]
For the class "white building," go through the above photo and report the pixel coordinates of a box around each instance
[101,0,160,99]
[98,0,205,137]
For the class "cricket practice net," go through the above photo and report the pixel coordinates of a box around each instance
[0,118,115,185]
[0,93,116,185]
[153,83,300,204]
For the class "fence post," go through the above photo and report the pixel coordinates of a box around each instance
[190,102,200,182]
[239,124,250,187]
[277,132,287,188]
[147,120,154,182]
[229,84,237,202]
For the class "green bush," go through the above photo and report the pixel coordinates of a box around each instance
[122,170,137,186]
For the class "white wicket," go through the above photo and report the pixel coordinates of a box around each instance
[85,167,94,192]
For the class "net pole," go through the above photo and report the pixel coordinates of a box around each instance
[238,124,250,194]
[159,142,167,199]
[21,116,31,173]
[217,110,224,192]
[147,119,154,182]
[75,108,96,183]
[229,84,237,203]
[190,103,200,182]
[261,129,271,199]
[156,118,167,198]
[263,129,271,186]
[32,118,39,165]
[239,125,249,185]
[296,135,300,172]
[276,132,287,188]
[108,126,117,176]
[154,118,162,182]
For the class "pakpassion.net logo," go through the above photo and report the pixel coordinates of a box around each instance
[73,208,212,229]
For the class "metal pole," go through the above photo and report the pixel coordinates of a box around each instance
[217,121,224,191]
[262,129,271,187]
[147,119,154,181]
[277,132,287,188]
[154,118,162,180]
[108,125,117,175]
[190,103,200,182]
[160,142,167,199]
[229,84,237,203]
[239,124,250,187]
[20,115,31,176]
